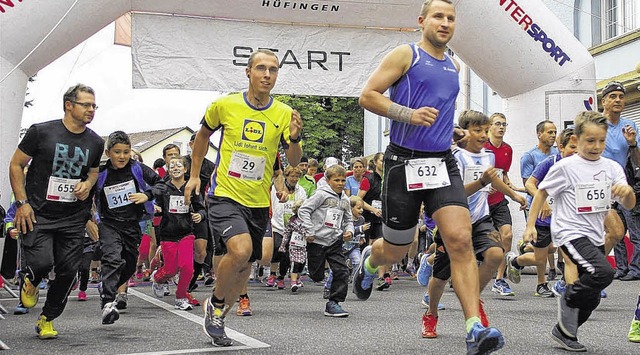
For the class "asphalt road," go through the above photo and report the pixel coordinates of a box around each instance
[1,273,639,354]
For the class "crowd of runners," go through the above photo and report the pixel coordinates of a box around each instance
[2,1,640,354]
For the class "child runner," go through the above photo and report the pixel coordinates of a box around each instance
[505,128,577,297]
[422,110,526,339]
[278,200,307,292]
[524,111,635,351]
[298,165,354,317]
[152,156,206,310]
[323,195,369,298]
[95,131,160,324]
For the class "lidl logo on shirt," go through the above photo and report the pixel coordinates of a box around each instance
[242,119,265,143]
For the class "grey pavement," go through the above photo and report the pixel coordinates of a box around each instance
[1,274,639,354]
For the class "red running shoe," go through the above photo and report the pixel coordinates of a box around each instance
[422,312,438,338]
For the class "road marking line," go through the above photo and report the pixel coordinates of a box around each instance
[127,289,270,353]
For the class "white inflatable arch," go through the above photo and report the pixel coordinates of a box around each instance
[0,0,595,206]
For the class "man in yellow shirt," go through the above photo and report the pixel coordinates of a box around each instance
[185,48,302,346]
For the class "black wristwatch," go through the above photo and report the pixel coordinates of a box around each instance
[16,199,30,208]
[290,135,302,144]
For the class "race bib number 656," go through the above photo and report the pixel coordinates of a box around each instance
[575,181,611,214]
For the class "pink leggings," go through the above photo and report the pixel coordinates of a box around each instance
[154,235,195,299]
[137,234,151,262]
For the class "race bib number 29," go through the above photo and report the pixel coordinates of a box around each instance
[404,158,450,191]
[228,152,266,181]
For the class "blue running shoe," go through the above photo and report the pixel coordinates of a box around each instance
[352,246,376,300]
[600,289,607,299]
[491,279,514,296]
[552,280,567,297]
[417,253,433,287]
[466,323,505,355]
[203,297,233,347]
[421,291,445,310]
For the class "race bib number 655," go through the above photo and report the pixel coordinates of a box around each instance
[46,176,81,202]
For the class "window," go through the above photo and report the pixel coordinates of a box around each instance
[602,0,638,40]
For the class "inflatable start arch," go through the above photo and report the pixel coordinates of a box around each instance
[0,0,595,207]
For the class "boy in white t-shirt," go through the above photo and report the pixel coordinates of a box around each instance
[524,111,635,352]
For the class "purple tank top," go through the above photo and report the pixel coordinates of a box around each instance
[389,44,460,152]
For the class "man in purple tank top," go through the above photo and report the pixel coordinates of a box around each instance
[356,1,505,353]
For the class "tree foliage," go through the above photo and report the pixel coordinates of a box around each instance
[275,95,364,166]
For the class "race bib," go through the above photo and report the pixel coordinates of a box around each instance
[169,195,189,214]
[371,200,382,210]
[104,180,136,209]
[228,152,266,181]
[404,158,450,191]
[283,200,294,226]
[546,195,555,207]
[575,181,611,214]
[324,207,344,228]
[46,176,81,202]
[290,231,306,247]
[463,165,490,192]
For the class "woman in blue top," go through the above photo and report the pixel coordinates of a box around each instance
[345,157,367,196]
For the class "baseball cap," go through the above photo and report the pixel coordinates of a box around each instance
[324,157,339,169]
[602,81,625,98]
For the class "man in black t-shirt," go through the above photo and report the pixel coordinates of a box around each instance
[9,84,104,339]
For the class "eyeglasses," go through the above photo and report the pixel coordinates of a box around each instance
[252,65,279,75]
[493,122,508,127]
[72,101,98,110]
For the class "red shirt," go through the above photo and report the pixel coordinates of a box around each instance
[484,140,513,206]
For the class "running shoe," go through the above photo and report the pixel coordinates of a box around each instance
[78,291,87,302]
[39,279,48,290]
[552,280,567,297]
[291,281,299,293]
[376,277,390,291]
[101,302,120,325]
[265,274,277,287]
[151,271,164,298]
[479,299,489,327]
[14,301,29,315]
[535,283,555,298]
[115,293,128,310]
[276,278,285,290]
[163,284,171,296]
[236,296,252,316]
[551,323,586,352]
[421,312,438,338]
[416,253,433,287]
[385,275,393,286]
[504,251,521,284]
[352,245,376,300]
[127,278,136,287]
[600,289,607,299]
[465,323,505,355]
[204,273,215,286]
[491,279,515,296]
[35,315,58,339]
[629,319,640,343]
[557,294,579,339]
[421,291,445,311]
[324,300,349,317]
[20,274,39,309]
[135,265,144,280]
[186,293,201,306]
[203,297,233,347]
[547,268,558,281]
[175,298,193,311]
[296,280,304,288]
[323,287,330,299]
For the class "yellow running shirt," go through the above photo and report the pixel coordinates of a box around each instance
[203,92,293,208]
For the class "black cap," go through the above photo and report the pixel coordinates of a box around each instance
[602,81,625,98]
[300,156,309,163]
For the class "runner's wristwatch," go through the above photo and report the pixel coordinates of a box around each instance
[15,199,29,208]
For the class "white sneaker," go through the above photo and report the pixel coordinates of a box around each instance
[151,271,164,298]
[163,284,171,296]
[101,302,120,325]
[174,298,193,311]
